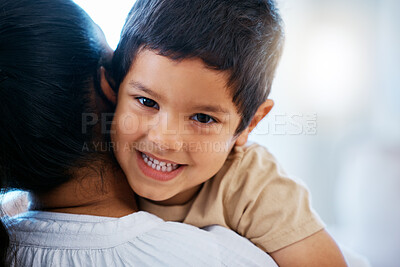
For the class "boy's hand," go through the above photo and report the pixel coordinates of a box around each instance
[269,229,348,267]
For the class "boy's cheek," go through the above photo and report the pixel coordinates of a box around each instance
[112,112,140,136]
[187,142,233,161]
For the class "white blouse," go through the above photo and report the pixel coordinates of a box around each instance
[4,211,277,266]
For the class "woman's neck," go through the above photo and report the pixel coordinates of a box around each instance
[31,163,138,218]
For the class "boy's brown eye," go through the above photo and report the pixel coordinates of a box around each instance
[136,97,159,110]
[192,113,216,124]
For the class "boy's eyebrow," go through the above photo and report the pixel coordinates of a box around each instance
[191,104,230,114]
[128,81,163,100]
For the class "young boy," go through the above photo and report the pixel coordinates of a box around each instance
[104,0,347,265]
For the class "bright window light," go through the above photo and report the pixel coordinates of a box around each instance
[300,25,365,116]
[73,0,137,49]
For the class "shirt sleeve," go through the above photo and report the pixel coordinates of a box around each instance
[222,144,325,252]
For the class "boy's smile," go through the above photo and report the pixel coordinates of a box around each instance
[111,49,243,205]
[137,150,185,182]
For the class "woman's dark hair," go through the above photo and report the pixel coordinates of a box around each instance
[0,0,108,264]
[113,0,285,134]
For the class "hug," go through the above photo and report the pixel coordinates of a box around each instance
[0,0,347,266]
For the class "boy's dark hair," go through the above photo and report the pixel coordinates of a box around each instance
[113,0,284,134]
[113,0,284,133]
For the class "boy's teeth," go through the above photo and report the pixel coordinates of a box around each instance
[141,152,179,172]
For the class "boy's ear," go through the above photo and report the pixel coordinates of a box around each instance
[235,99,274,146]
[100,66,117,105]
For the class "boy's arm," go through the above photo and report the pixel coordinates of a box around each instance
[269,229,347,267]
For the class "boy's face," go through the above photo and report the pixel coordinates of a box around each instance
[111,49,242,205]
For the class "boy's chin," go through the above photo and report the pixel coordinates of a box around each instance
[136,189,174,203]
[133,182,201,206]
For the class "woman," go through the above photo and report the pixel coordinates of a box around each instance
[0,0,275,266]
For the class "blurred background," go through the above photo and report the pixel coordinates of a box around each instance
[2,0,398,265]
[254,1,400,266]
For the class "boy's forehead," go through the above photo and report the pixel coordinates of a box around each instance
[130,49,231,82]
[130,50,230,89]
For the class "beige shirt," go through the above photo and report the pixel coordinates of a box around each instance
[138,143,325,252]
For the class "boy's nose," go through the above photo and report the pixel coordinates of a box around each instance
[147,113,183,152]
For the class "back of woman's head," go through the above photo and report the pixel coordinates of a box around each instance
[0,0,105,192]
[0,0,106,263]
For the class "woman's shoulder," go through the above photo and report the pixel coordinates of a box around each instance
[4,211,220,266]
[5,211,162,247]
